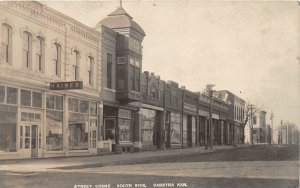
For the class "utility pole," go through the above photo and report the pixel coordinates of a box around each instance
[206,84,215,150]
[249,104,254,146]
[270,112,273,144]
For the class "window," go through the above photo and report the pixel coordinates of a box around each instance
[0,105,17,152]
[1,24,12,64]
[73,50,80,80]
[129,58,141,92]
[53,43,61,76]
[6,87,17,104]
[150,85,158,99]
[23,31,32,69]
[88,56,94,86]
[107,53,112,88]
[46,110,63,151]
[0,85,4,103]
[21,90,42,108]
[253,116,257,125]
[170,113,181,144]
[36,37,45,72]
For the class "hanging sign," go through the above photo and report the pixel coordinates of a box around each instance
[49,81,83,90]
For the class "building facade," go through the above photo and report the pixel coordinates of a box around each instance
[0,1,247,159]
[0,1,101,159]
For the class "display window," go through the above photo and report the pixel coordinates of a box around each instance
[170,112,181,145]
[0,104,17,152]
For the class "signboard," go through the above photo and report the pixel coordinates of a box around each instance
[49,81,83,90]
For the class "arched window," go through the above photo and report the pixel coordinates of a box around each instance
[53,43,61,77]
[1,24,12,64]
[36,36,45,72]
[23,31,32,69]
[73,49,80,80]
[150,85,158,99]
[88,56,94,86]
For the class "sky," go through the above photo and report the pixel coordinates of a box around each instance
[44,0,300,134]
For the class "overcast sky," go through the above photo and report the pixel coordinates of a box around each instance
[45,1,300,132]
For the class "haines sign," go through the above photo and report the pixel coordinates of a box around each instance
[49,81,83,90]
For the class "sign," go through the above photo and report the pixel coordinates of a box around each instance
[49,81,83,90]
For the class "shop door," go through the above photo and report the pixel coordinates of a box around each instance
[20,124,41,158]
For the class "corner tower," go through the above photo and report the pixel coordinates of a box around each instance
[98,6,146,103]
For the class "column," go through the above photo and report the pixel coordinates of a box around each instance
[133,110,142,149]
[63,94,69,156]
[159,111,166,150]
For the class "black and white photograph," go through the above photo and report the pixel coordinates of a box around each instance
[0,0,299,187]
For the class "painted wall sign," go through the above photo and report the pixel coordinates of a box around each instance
[49,81,83,90]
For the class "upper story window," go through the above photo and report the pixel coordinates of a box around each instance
[129,58,140,92]
[1,24,12,64]
[23,31,32,69]
[253,116,257,125]
[150,85,158,99]
[53,43,61,77]
[73,50,80,81]
[36,36,45,72]
[106,53,112,89]
[88,56,94,86]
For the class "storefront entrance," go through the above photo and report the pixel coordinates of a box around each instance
[19,124,41,158]
[19,110,42,158]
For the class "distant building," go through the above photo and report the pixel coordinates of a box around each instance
[278,123,299,145]
[214,90,246,144]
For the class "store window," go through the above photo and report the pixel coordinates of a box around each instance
[46,110,63,151]
[21,90,31,106]
[170,112,181,145]
[183,115,187,145]
[104,119,115,141]
[1,24,12,64]
[191,117,196,144]
[118,119,131,142]
[46,94,63,110]
[6,87,17,104]
[68,112,88,150]
[90,102,97,116]
[0,105,17,152]
[46,94,63,151]
[21,90,42,108]
[118,109,131,142]
[141,108,156,146]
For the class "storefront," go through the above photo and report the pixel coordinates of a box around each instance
[182,103,197,147]
[0,83,100,159]
[103,105,135,152]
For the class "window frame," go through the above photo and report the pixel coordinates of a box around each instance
[106,53,112,89]
[36,36,45,72]
[1,24,12,64]
[53,43,61,77]
[23,31,32,69]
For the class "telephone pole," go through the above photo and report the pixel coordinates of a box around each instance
[248,104,254,146]
[270,112,273,144]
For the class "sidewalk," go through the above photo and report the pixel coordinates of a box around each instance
[0,144,250,172]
